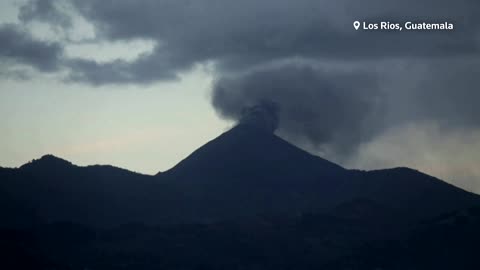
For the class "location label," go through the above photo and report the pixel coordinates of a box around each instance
[353,21,360,30]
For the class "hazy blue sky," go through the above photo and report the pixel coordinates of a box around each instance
[1,0,479,193]
[0,65,230,174]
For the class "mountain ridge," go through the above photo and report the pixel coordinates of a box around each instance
[1,124,479,227]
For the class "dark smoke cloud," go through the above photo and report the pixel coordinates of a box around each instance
[370,57,480,132]
[238,100,279,133]
[213,56,480,158]
[410,58,480,129]
[213,62,384,155]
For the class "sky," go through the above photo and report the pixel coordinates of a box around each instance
[1,0,480,193]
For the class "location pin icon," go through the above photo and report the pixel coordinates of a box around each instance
[353,21,360,30]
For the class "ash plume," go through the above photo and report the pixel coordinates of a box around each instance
[212,62,384,156]
[238,100,279,133]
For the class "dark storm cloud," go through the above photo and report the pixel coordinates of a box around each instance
[15,0,478,84]
[0,23,62,72]
[69,0,479,59]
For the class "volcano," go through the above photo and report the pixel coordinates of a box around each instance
[1,124,479,227]
[2,123,480,269]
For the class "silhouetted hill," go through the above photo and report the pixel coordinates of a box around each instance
[1,124,479,228]
[20,154,73,170]
[165,124,344,178]
[0,155,163,227]
[2,207,479,270]
[2,124,480,269]
[158,124,354,221]
[358,167,480,221]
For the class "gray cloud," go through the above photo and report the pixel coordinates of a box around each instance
[13,0,479,84]
[19,0,72,27]
[0,23,62,72]
[74,0,479,83]
[65,55,178,85]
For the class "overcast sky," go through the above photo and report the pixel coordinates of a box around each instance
[1,0,479,193]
